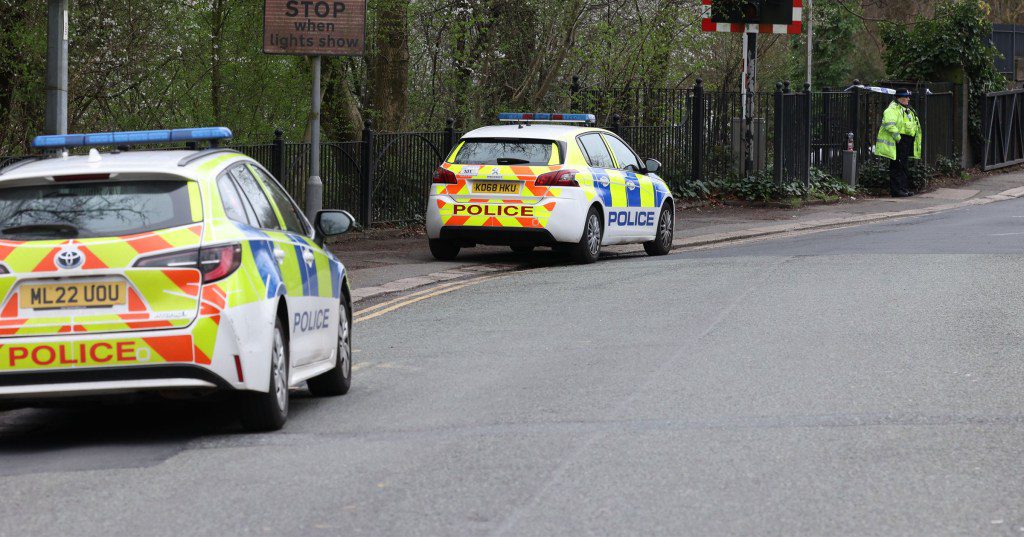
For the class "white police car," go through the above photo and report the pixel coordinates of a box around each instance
[426,113,673,263]
[0,127,356,431]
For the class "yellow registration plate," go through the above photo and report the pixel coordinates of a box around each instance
[20,281,127,310]
[472,181,520,194]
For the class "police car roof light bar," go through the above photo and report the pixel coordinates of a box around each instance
[497,113,596,124]
[32,127,234,149]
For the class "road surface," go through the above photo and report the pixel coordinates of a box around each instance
[2,197,1024,536]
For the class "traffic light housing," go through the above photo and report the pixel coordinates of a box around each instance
[709,0,794,25]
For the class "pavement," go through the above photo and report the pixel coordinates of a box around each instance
[2,186,1024,535]
[332,169,1024,303]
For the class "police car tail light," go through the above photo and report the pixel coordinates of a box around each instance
[134,244,241,283]
[198,244,243,283]
[432,166,457,184]
[535,169,579,187]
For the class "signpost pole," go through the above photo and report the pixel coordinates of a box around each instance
[806,0,813,88]
[306,55,324,222]
[45,0,68,136]
[743,31,757,177]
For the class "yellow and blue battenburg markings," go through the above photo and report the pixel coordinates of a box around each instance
[32,127,233,148]
[587,169,668,209]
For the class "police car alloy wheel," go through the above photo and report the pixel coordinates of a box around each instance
[644,205,674,256]
[238,318,289,432]
[571,207,602,264]
[306,297,352,396]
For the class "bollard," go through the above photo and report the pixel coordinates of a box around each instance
[842,132,858,187]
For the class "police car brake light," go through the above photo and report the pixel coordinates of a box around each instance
[198,244,243,282]
[134,243,241,283]
[535,169,579,187]
[432,166,457,184]
[53,173,110,182]
[32,127,233,149]
[497,113,596,124]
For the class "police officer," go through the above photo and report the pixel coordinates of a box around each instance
[874,88,922,197]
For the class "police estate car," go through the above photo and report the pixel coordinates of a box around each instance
[426,113,673,263]
[0,127,355,431]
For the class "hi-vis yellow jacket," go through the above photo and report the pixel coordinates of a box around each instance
[874,101,922,160]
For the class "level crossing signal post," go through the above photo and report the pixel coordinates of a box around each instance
[702,0,804,179]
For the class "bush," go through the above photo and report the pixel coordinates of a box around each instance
[879,0,1005,154]
[858,156,895,191]
[935,155,963,177]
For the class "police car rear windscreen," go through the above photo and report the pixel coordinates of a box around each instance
[0,180,195,239]
[453,139,561,165]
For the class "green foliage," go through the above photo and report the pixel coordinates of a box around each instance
[674,168,855,202]
[809,168,857,197]
[789,0,863,88]
[858,157,890,191]
[935,154,962,176]
[879,0,1005,152]
[859,156,960,193]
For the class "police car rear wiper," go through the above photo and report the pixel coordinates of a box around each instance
[495,157,531,165]
[1,223,80,237]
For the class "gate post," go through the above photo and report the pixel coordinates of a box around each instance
[272,129,284,181]
[849,80,861,160]
[443,118,456,157]
[773,82,784,184]
[359,120,374,228]
[981,93,992,170]
[691,79,705,183]
[921,86,930,164]
[803,83,812,187]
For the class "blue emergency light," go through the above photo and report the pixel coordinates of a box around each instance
[32,127,234,149]
[497,112,596,124]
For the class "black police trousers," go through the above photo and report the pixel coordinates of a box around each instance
[889,136,915,195]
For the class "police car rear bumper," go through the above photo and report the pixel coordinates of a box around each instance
[440,226,559,246]
[0,364,229,399]
[426,195,587,243]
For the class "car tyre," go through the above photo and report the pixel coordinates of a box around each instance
[510,245,535,253]
[238,318,289,432]
[307,297,353,397]
[570,207,602,264]
[644,205,674,256]
[429,239,460,260]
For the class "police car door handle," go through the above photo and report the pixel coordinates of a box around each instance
[273,247,286,264]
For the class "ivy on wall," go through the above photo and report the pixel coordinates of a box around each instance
[879,0,1006,152]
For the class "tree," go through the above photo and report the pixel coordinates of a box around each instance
[880,0,1005,152]
[367,0,410,130]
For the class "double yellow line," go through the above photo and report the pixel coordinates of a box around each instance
[353,273,505,323]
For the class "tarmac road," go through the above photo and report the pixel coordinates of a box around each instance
[2,198,1024,536]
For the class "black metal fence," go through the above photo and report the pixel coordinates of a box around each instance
[993,24,1024,81]
[0,80,965,227]
[981,88,1024,170]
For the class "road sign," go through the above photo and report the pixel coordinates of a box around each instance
[263,0,367,56]
[701,0,803,34]
[263,0,368,220]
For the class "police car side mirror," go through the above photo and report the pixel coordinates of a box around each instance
[644,158,661,174]
[315,210,356,237]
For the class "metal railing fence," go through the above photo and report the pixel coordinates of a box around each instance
[0,81,967,226]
